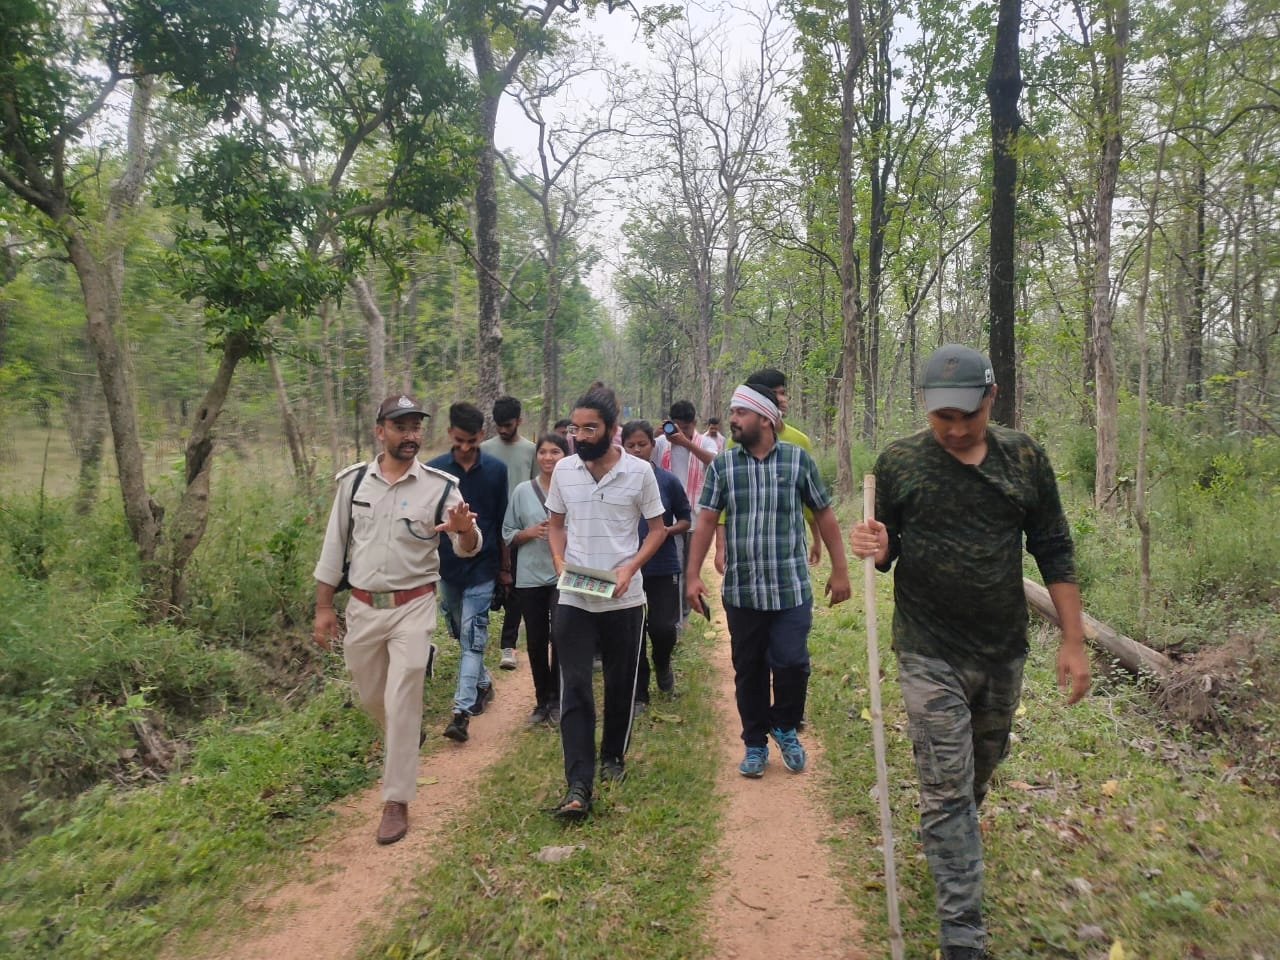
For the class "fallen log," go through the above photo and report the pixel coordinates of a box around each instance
[1023,578,1173,682]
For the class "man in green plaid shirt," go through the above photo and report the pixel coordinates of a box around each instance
[686,383,851,778]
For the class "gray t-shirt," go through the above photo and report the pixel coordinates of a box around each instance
[481,436,537,499]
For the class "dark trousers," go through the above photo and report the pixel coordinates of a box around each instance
[554,603,644,788]
[516,584,559,708]
[500,584,521,650]
[637,573,680,703]
[724,602,813,747]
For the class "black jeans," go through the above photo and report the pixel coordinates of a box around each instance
[724,601,813,747]
[637,573,680,703]
[515,584,558,708]
[553,603,644,788]
[500,581,521,650]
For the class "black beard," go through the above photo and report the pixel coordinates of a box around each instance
[575,436,612,461]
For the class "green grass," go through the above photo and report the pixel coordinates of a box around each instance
[361,622,724,960]
[806,560,1280,959]
[0,672,383,959]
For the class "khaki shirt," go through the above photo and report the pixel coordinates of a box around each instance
[313,456,482,592]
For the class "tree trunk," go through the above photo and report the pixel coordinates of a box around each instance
[471,29,507,420]
[694,256,715,417]
[319,303,344,475]
[351,275,387,411]
[1182,162,1207,404]
[72,394,109,516]
[1134,121,1170,624]
[164,336,250,612]
[861,8,890,447]
[715,199,742,411]
[987,0,1022,427]
[836,0,868,497]
[65,237,164,587]
[60,78,166,601]
[1023,579,1171,680]
[541,232,562,434]
[1091,0,1128,514]
[269,349,312,490]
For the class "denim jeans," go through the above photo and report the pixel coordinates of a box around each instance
[439,578,495,714]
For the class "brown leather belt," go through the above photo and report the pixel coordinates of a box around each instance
[351,583,436,610]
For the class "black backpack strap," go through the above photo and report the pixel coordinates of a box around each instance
[339,463,369,588]
[434,477,456,528]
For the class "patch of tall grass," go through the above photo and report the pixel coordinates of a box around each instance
[0,679,379,959]
[1048,408,1280,648]
[0,471,328,853]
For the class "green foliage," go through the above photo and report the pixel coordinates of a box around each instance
[0,494,60,580]
[0,682,377,958]
[109,0,282,110]
[0,477,330,851]
[183,478,326,639]
[1047,407,1280,646]
[167,131,350,357]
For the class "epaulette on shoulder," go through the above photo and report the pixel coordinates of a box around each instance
[420,463,458,486]
[334,461,366,482]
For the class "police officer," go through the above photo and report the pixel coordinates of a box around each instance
[313,394,481,845]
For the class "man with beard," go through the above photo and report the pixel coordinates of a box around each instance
[481,395,537,671]
[314,394,481,845]
[544,385,666,819]
[685,384,851,779]
[715,367,822,573]
[428,402,510,744]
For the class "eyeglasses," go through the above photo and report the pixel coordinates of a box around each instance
[384,419,424,435]
[566,424,603,438]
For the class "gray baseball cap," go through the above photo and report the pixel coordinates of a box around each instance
[921,344,995,413]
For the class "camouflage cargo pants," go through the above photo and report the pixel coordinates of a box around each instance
[896,651,1026,952]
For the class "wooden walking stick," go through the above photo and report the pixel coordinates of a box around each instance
[863,474,905,960]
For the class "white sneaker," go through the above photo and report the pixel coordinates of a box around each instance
[500,647,518,670]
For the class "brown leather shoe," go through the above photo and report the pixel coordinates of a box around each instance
[376,801,408,845]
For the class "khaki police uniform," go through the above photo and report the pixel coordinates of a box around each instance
[315,456,481,803]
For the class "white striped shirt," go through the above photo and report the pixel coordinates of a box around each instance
[545,451,664,611]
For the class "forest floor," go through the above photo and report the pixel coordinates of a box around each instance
[176,572,867,960]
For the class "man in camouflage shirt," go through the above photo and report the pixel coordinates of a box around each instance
[850,344,1090,960]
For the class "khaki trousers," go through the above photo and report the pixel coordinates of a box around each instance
[343,591,437,803]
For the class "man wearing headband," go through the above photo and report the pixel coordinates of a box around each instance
[715,367,823,574]
[849,343,1089,960]
[685,384,851,779]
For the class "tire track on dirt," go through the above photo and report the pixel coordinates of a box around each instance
[701,570,866,960]
[185,667,529,960]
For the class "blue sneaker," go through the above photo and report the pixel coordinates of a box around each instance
[738,745,768,778]
[770,727,807,772]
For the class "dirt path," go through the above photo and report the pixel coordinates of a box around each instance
[190,668,530,960]
[702,593,866,960]
[185,587,864,960]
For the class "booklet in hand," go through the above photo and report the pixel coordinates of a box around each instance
[557,562,618,599]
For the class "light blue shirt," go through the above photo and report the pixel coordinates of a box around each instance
[502,479,558,588]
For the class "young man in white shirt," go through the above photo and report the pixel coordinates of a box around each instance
[545,385,667,819]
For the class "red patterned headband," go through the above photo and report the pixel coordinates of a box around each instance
[730,385,781,426]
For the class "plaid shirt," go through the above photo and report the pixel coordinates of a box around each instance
[698,441,831,610]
